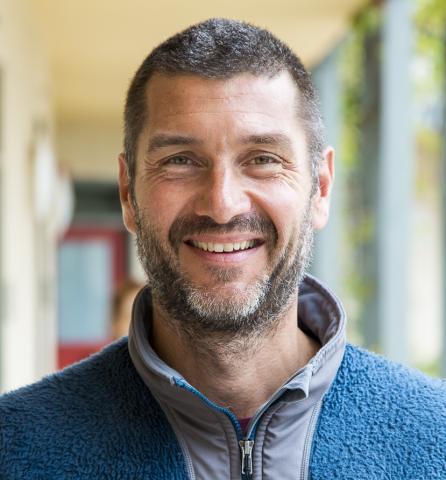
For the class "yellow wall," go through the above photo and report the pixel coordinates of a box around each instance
[56,117,122,181]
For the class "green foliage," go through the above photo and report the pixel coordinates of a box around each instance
[340,6,381,172]
[416,0,446,89]
[414,359,441,378]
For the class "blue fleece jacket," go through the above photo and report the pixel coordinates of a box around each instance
[0,339,445,479]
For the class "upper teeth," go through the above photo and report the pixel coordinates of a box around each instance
[191,240,255,252]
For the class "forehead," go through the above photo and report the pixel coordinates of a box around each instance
[143,71,302,134]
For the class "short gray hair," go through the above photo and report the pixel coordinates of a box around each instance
[124,18,325,189]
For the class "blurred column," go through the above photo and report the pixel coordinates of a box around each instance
[0,0,56,392]
[441,32,446,376]
[377,0,414,363]
[0,66,4,387]
[442,141,446,376]
[312,44,344,292]
[359,28,381,351]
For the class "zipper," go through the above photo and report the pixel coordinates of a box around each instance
[174,378,243,433]
[174,378,256,479]
[300,400,322,480]
[239,439,255,479]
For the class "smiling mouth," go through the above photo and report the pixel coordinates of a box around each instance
[185,239,262,253]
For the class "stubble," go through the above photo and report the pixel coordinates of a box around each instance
[133,205,314,351]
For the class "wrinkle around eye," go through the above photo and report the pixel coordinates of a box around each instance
[243,161,305,187]
[142,154,196,172]
[139,157,203,186]
[242,154,291,176]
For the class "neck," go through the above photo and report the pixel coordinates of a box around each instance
[150,300,320,418]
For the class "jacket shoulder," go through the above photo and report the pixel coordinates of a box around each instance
[0,338,139,414]
[310,344,446,479]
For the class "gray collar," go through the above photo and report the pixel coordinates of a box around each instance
[128,274,346,403]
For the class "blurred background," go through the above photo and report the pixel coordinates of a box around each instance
[0,0,445,393]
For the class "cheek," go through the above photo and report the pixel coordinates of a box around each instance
[254,181,310,248]
[136,183,191,238]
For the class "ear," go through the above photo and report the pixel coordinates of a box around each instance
[118,153,137,234]
[312,146,335,230]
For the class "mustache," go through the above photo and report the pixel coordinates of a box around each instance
[168,213,278,250]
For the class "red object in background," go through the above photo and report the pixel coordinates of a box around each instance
[61,226,126,285]
[57,225,127,370]
[58,341,111,369]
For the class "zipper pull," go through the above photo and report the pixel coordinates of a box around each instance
[239,439,254,478]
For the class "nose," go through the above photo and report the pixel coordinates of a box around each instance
[192,166,252,224]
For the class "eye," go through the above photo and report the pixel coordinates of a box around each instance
[164,155,195,166]
[248,155,280,165]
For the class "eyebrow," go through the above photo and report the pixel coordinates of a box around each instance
[241,133,293,150]
[147,134,201,154]
[146,132,293,154]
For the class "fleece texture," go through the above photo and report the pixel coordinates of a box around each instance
[1,340,445,479]
[0,338,188,480]
[310,344,446,479]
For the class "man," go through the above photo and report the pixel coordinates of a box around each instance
[1,18,445,479]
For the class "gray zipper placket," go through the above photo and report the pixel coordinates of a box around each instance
[175,377,311,480]
[249,401,284,480]
[299,400,322,480]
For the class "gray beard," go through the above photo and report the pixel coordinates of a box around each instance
[133,206,314,344]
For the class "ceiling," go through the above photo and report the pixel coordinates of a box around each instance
[31,0,367,123]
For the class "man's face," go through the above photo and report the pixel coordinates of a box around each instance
[120,71,333,337]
